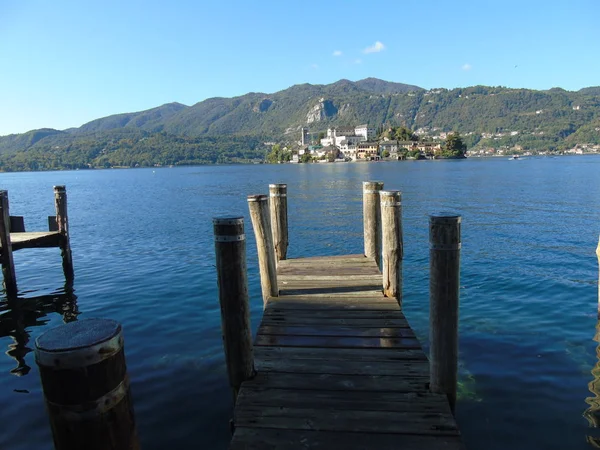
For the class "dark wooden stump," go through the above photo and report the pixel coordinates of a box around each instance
[35,318,139,450]
[429,213,461,413]
[214,217,255,402]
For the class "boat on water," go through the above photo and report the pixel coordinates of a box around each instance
[508,155,520,160]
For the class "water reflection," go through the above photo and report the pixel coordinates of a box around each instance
[584,322,600,447]
[0,286,78,376]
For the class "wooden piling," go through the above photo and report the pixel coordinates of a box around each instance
[54,186,74,283]
[380,190,403,305]
[429,213,461,413]
[269,184,288,261]
[363,181,384,268]
[35,318,139,450]
[248,195,278,304]
[597,236,600,318]
[0,190,17,296]
[213,217,255,402]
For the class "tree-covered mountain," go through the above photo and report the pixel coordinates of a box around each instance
[0,78,599,171]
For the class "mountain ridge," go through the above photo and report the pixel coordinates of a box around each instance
[0,78,599,170]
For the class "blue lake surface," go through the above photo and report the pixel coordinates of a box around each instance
[1,156,600,449]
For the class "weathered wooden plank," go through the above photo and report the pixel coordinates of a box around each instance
[277,266,381,276]
[254,346,427,361]
[279,254,369,263]
[234,405,458,435]
[279,290,384,298]
[255,334,421,349]
[3,232,62,251]
[230,428,466,450]
[237,389,447,413]
[264,301,399,311]
[260,316,411,327]
[255,358,429,376]
[242,372,430,393]
[267,295,394,304]
[280,279,382,287]
[258,325,415,338]
[263,309,405,319]
[278,274,382,281]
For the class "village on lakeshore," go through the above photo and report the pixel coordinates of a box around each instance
[264,123,600,164]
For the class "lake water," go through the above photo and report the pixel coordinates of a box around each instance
[1,156,600,449]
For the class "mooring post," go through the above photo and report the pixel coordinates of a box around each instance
[35,318,139,450]
[429,213,461,413]
[0,190,17,296]
[247,195,278,305]
[213,217,255,402]
[269,183,288,261]
[380,191,403,305]
[597,236,600,318]
[363,181,384,268]
[53,186,74,283]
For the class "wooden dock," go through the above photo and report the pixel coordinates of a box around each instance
[229,254,463,449]
[213,182,465,450]
[0,186,73,296]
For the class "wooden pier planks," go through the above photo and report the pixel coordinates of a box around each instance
[230,254,465,450]
[1,231,61,253]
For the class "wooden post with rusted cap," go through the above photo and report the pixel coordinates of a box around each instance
[247,195,278,305]
[429,213,461,413]
[380,190,403,305]
[0,190,17,296]
[54,186,74,284]
[363,181,384,268]
[213,216,255,402]
[35,318,139,450]
[269,183,288,261]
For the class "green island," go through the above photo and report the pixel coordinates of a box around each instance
[0,78,599,171]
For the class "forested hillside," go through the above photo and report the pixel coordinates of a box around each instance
[0,78,598,171]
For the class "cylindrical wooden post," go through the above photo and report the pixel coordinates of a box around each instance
[269,183,288,261]
[380,191,403,305]
[597,236,600,318]
[35,319,139,450]
[429,213,461,413]
[247,195,278,305]
[0,190,17,296]
[363,181,384,268]
[54,186,74,283]
[213,217,255,401]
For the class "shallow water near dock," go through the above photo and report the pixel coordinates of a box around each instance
[1,156,600,449]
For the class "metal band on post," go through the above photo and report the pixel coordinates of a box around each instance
[35,319,139,450]
[213,216,255,402]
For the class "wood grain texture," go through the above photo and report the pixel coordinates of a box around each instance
[429,214,461,413]
[0,190,16,296]
[269,183,288,260]
[363,181,384,268]
[214,217,255,401]
[54,186,74,283]
[381,190,403,305]
[229,248,463,449]
[248,195,278,304]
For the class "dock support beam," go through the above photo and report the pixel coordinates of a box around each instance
[248,195,278,305]
[269,183,288,261]
[213,217,255,402]
[54,186,74,284]
[0,190,17,296]
[429,213,461,413]
[381,191,403,305]
[363,181,384,268]
[35,319,139,450]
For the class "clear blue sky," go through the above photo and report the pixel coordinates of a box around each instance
[1,0,598,136]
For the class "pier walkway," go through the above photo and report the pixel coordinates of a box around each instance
[229,253,464,449]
